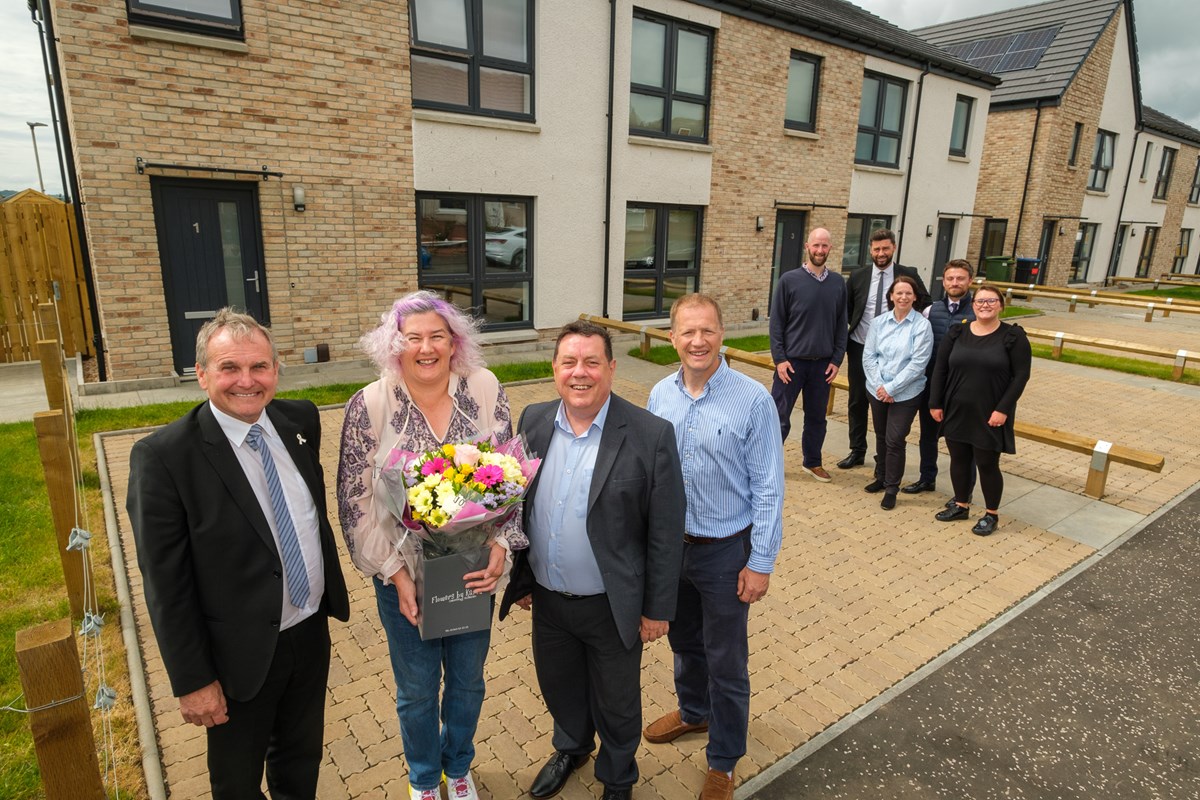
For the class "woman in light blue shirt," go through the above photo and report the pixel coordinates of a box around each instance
[861,275,933,509]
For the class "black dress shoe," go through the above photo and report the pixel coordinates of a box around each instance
[880,492,897,510]
[972,513,999,536]
[837,452,865,469]
[901,479,936,494]
[936,504,970,522]
[863,479,886,493]
[602,787,632,800]
[531,751,590,799]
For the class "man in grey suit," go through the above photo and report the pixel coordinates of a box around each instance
[499,319,686,800]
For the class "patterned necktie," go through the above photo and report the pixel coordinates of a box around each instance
[245,424,311,609]
[949,301,958,315]
[874,271,886,315]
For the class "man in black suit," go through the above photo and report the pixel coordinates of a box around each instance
[840,228,931,469]
[127,309,349,799]
[499,320,685,800]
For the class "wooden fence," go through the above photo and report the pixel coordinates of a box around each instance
[0,194,95,362]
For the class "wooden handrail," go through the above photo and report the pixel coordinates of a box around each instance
[1021,327,1193,380]
[581,314,1167,499]
[976,280,1200,320]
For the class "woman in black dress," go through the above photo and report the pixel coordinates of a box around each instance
[929,284,1032,535]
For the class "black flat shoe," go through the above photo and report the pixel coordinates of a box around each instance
[863,479,886,493]
[972,513,999,536]
[837,452,865,469]
[880,492,897,510]
[602,787,632,800]
[531,751,590,799]
[936,504,970,522]
[902,479,936,494]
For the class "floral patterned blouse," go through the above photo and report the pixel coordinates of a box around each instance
[336,368,526,583]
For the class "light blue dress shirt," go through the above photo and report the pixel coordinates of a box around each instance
[648,359,784,574]
[526,398,610,595]
[862,310,933,402]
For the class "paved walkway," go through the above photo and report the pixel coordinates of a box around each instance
[91,311,1200,798]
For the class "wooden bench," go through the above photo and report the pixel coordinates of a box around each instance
[979,280,1200,321]
[580,314,1167,500]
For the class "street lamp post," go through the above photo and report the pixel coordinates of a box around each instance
[27,121,48,193]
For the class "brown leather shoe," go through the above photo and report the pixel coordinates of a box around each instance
[699,768,734,800]
[643,709,708,744]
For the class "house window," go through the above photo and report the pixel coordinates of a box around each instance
[1136,226,1159,278]
[127,0,243,37]
[1069,223,1099,282]
[1067,122,1083,166]
[855,73,907,168]
[785,52,820,132]
[1190,158,1200,204]
[1174,229,1193,273]
[623,204,702,319]
[410,0,534,119]
[629,11,713,142]
[949,95,973,156]
[1140,141,1154,180]
[1154,147,1177,200]
[841,214,892,270]
[982,219,1008,259]
[1088,130,1116,192]
[416,193,532,329]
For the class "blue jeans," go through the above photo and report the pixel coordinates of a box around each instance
[667,534,752,773]
[374,578,492,791]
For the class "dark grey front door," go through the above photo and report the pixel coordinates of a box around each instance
[151,178,268,374]
[930,218,956,301]
[769,211,807,311]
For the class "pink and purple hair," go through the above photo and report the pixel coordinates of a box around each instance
[359,290,486,382]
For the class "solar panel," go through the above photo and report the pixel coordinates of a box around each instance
[942,25,1060,74]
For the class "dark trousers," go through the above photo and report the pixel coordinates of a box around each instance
[770,358,832,467]
[207,612,331,800]
[668,534,751,773]
[867,394,920,493]
[846,340,869,455]
[946,439,1004,510]
[531,584,643,789]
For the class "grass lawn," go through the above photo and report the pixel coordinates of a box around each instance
[0,359,551,798]
[1127,285,1200,301]
[1029,343,1200,385]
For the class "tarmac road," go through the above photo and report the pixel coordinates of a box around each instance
[749,488,1200,799]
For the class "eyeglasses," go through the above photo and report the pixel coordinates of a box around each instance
[973,298,1001,307]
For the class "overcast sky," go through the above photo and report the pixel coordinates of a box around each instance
[1,0,1196,194]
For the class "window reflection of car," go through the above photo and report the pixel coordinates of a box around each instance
[485,227,526,269]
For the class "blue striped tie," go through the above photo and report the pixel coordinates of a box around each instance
[246,424,311,609]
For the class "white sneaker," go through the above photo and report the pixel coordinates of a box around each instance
[409,785,439,800]
[447,771,479,800]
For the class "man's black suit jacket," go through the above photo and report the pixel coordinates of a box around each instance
[846,263,932,334]
[126,399,350,703]
[498,393,686,649]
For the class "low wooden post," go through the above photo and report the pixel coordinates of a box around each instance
[1052,332,1065,360]
[826,383,837,416]
[639,327,651,358]
[38,302,60,344]
[1173,350,1188,381]
[1084,440,1113,499]
[39,340,67,412]
[1068,295,1077,313]
[15,619,105,799]
[1163,297,1173,318]
[34,411,85,619]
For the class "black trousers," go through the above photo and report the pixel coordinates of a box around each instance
[531,584,643,789]
[946,439,1004,510]
[207,612,331,800]
[867,394,920,493]
[846,339,869,456]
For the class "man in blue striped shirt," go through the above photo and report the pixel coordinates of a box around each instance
[644,294,785,800]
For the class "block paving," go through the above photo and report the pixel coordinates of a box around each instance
[100,305,1200,798]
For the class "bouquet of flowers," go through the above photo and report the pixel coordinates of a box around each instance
[377,434,540,559]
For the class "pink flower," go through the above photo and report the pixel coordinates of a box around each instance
[421,458,448,476]
[473,464,504,488]
[453,443,482,468]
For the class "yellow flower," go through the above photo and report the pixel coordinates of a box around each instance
[427,508,449,527]
[458,464,475,477]
[442,444,456,457]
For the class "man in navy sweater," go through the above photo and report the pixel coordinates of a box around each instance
[905,259,976,498]
[769,227,848,482]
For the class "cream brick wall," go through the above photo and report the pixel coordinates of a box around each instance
[51,0,416,379]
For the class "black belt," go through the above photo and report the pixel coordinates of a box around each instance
[683,524,752,546]
[535,583,602,600]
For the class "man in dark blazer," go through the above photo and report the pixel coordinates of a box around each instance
[841,228,931,469]
[499,319,685,800]
[127,309,349,799]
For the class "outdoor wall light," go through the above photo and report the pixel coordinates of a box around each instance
[293,185,306,212]
[926,225,933,237]
[1058,224,1065,235]
[1130,227,1137,237]
[756,215,764,231]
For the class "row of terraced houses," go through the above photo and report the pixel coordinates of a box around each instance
[31,0,1200,380]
